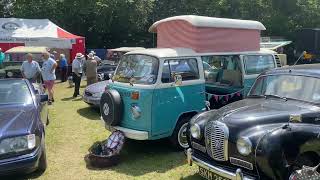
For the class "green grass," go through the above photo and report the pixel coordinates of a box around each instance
[11,81,201,180]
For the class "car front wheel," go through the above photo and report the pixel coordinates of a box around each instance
[170,117,190,150]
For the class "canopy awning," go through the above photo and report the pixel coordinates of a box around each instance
[0,18,83,49]
[260,41,292,50]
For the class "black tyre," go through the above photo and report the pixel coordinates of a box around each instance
[169,116,191,150]
[100,89,123,126]
[37,134,47,173]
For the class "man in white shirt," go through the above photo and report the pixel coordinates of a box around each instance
[21,53,41,83]
[72,53,84,97]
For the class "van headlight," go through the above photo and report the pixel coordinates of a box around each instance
[237,137,252,156]
[92,92,103,98]
[0,134,36,155]
[131,105,141,119]
[190,124,201,139]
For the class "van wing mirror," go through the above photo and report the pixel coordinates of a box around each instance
[173,74,182,86]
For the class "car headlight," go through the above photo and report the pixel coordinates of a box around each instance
[190,124,201,139]
[131,105,141,119]
[0,134,36,155]
[237,137,252,156]
[7,71,13,77]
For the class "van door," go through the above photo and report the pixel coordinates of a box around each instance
[152,58,205,138]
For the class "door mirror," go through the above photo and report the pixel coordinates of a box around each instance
[173,74,182,86]
[39,94,49,102]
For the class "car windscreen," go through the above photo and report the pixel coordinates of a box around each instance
[5,53,43,62]
[113,54,159,85]
[249,75,320,104]
[0,80,33,104]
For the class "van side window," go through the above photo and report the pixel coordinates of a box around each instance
[161,59,199,83]
[201,55,242,87]
[244,55,275,75]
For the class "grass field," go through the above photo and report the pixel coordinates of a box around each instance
[9,81,200,180]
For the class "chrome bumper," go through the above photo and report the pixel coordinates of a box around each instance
[100,116,149,140]
[187,149,254,180]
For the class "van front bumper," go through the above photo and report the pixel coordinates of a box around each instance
[101,116,149,140]
[186,149,254,180]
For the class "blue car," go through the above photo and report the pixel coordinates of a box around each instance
[0,79,48,175]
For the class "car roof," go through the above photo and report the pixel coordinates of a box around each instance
[149,15,266,33]
[263,64,320,77]
[5,46,49,53]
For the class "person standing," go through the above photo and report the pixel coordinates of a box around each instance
[59,54,68,82]
[41,52,57,104]
[72,53,84,97]
[20,53,41,83]
[0,48,5,66]
[90,50,101,64]
[85,53,98,86]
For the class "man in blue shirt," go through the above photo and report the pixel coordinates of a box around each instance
[59,54,68,82]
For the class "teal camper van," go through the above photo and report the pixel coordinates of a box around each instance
[100,16,281,149]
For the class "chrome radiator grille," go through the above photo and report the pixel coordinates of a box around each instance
[205,121,229,161]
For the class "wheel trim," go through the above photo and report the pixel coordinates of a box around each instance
[178,123,189,149]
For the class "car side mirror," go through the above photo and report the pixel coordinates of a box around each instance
[173,74,182,86]
[39,94,49,102]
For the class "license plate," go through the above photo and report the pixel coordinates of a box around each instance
[198,166,230,180]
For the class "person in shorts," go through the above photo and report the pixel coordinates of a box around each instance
[41,52,57,104]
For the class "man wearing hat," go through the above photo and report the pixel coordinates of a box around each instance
[85,53,98,86]
[0,48,5,66]
[90,50,101,64]
[72,53,84,97]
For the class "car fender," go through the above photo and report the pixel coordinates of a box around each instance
[255,123,320,180]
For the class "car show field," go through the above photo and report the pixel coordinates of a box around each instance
[7,81,199,180]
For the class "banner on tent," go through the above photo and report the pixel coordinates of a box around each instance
[0,37,73,49]
[206,89,244,103]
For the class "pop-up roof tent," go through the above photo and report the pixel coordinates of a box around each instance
[149,15,266,53]
[0,18,85,62]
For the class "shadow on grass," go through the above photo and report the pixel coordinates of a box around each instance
[180,174,202,180]
[77,106,100,120]
[85,139,187,176]
[61,96,83,102]
[1,170,44,180]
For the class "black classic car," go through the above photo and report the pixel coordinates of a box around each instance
[0,79,48,175]
[97,63,117,81]
[187,64,320,180]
